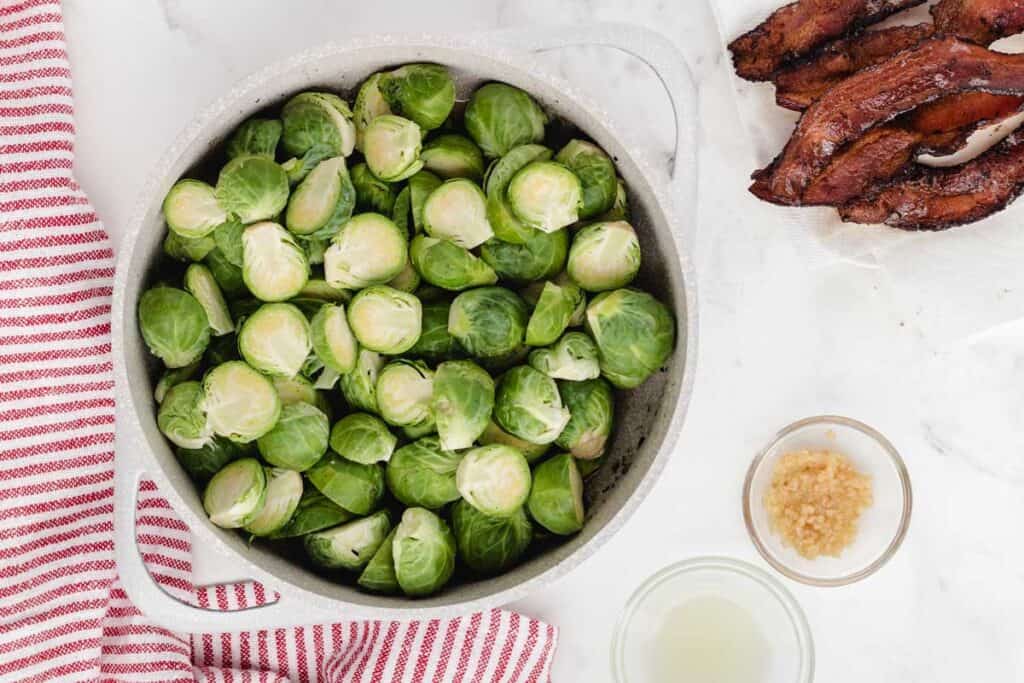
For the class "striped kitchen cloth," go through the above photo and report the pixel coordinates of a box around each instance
[0,1,558,681]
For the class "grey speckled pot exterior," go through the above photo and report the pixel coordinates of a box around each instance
[112,24,698,632]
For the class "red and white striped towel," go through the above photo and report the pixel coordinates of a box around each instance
[0,1,557,680]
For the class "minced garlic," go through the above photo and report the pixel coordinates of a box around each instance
[765,449,872,560]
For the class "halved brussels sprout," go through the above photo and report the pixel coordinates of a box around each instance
[138,286,210,368]
[484,144,553,198]
[215,155,290,224]
[304,510,391,571]
[164,230,216,262]
[528,331,600,381]
[363,115,423,182]
[244,467,304,537]
[271,374,329,415]
[358,528,399,594]
[256,402,329,471]
[392,185,412,235]
[554,139,618,219]
[306,452,385,514]
[351,162,397,214]
[281,91,357,169]
[379,63,455,131]
[421,134,485,180]
[157,380,211,449]
[448,287,528,359]
[452,499,532,575]
[204,246,249,298]
[154,360,201,404]
[354,73,392,152]
[556,378,614,459]
[455,444,531,517]
[409,170,442,232]
[525,280,584,347]
[323,213,407,290]
[478,419,549,463]
[432,360,494,451]
[385,435,462,509]
[408,300,460,361]
[494,365,571,445]
[464,83,548,158]
[479,229,568,283]
[163,179,227,239]
[422,178,493,248]
[226,118,282,160]
[175,437,245,484]
[339,348,383,413]
[528,453,584,535]
[285,156,356,239]
[392,507,456,597]
[202,458,267,529]
[376,360,434,428]
[268,488,353,539]
[409,235,497,292]
[329,413,397,465]
[567,221,641,292]
[310,303,358,375]
[241,222,309,302]
[347,286,422,355]
[586,289,675,389]
[237,303,311,377]
[203,361,282,442]
[386,261,421,293]
[184,263,233,336]
[507,161,582,233]
[213,218,245,266]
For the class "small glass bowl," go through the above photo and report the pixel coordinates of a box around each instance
[611,556,814,683]
[743,415,912,587]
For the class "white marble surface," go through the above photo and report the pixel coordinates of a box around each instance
[66,1,1024,680]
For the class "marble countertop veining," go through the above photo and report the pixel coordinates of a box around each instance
[65,1,1024,680]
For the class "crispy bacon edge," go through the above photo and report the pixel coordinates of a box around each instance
[932,0,1024,46]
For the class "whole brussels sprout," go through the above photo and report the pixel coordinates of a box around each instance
[202,458,267,529]
[392,507,456,597]
[386,261,421,293]
[226,117,282,160]
[306,452,385,514]
[213,218,245,266]
[138,286,210,368]
[507,161,582,233]
[175,437,245,484]
[351,162,397,214]
[203,361,282,443]
[305,510,391,571]
[556,378,614,459]
[567,221,641,292]
[479,229,568,283]
[164,230,216,262]
[215,155,290,224]
[358,528,399,594]
[528,331,600,381]
[409,170,443,233]
[339,348,384,413]
[464,83,548,158]
[268,488,353,539]
[353,73,392,152]
[376,360,434,428]
[586,289,675,389]
[554,139,618,219]
[408,300,460,361]
[525,280,584,347]
[410,235,497,292]
[452,499,532,575]
[284,156,356,240]
[455,444,532,517]
[385,436,463,509]
[379,63,455,131]
[432,360,494,451]
[346,285,422,355]
[244,467,304,537]
[154,360,201,404]
[281,92,356,170]
[448,287,528,359]
[329,413,397,465]
[157,380,211,449]
[241,222,309,302]
[478,419,549,463]
[204,246,249,298]
[421,134,485,180]
[363,115,423,182]
[162,179,227,239]
[256,402,329,471]
[527,453,584,535]
[323,213,407,290]
[310,303,358,375]
[237,303,311,377]
[494,366,571,445]
[422,179,493,249]
[392,185,412,235]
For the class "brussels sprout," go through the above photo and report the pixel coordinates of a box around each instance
[379,63,455,131]
[357,528,399,594]
[304,510,391,571]
[213,218,245,267]
[525,280,583,347]
[376,360,434,428]
[385,436,462,509]
[421,134,485,180]
[484,144,552,198]
[455,444,531,517]
[175,437,245,484]
[163,179,227,239]
[237,303,311,377]
[494,366,571,445]
[138,286,210,368]
[386,261,421,293]
[478,419,549,463]
[297,278,351,304]
[554,139,617,219]
[432,360,494,451]
[597,178,630,221]
[164,230,216,262]
[354,73,393,152]
[452,499,532,575]
[329,413,397,465]
[586,289,675,389]
[268,488,354,539]
[285,156,356,239]
[281,92,356,170]
[409,170,442,232]
[204,246,249,298]
[422,178,493,249]
[479,229,568,283]
[157,380,212,449]
[323,213,407,289]
[203,361,282,442]
[244,468,304,536]
[507,161,582,233]
[310,303,358,374]
[556,378,614,459]
[339,348,383,413]
[184,263,233,336]
[226,118,282,160]
[528,331,600,381]
[271,374,327,411]
[215,155,289,224]
[256,402,329,471]
[408,300,459,360]
[306,452,385,514]
[409,235,497,292]
[392,186,412,235]
[392,507,456,597]
[312,366,340,391]
[527,453,584,535]
[241,222,309,302]
[402,419,437,440]
[347,286,422,355]
[154,360,201,403]
[204,332,240,367]
[567,221,641,292]
[351,162,397,214]
[363,115,423,182]
[448,287,527,359]
[464,83,547,158]
[202,458,267,528]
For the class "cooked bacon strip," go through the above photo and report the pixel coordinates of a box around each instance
[802,127,923,205]
[728,0,926,81]
[840,131,1024,229]
[932,0,1024,46]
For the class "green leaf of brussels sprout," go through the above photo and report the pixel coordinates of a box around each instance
[555,378,614,459]
[226,117,282,160]
[268,488,353,539]
[448,287,528,359]
[392,507,456,597]
[154,359,201,404]
[285,156,356,239]
[329,413,397,465]
[157,380,212,449]
[203,457,267,529]
[421,134,485,181]
[507,161,582,233]
[175,437,246,484]
[281,91,356,161]
[213,218,245,266]
[203,361,282,443]
[525,280,584,347]
[354,73,393,152]
[422,178,494,249]
[379,63,456,131]
[478,419,549,464]
[596,178,630,221]
[409,235,497,292]
[244,467,304,537]
[455,444,532,517]
[184,263,233,336]
[452,499,532,575]
[528,331,600,381]
[376,360,434,428]
[494,365,571,445]
[554,139,618,219]
[401,418,437,440]
[479,229,568,284]
[464,83,548,158]
[351,162,397,215]
[306,452,385,515]
[585,289,675,389]
[432,360,494,451]
[204,246,249,298]
[237,303,311,377]
[241,222,309,302]
[357,528,399,594]
[323,213,407,290]
[304,510,391,571]
[385,435,463,509]
[408,300,460,361]
[567,221,641,292]
[339,348,384,414]
[392,185,412,236]
[215,155,290,225]
[138,286,211,368]
[408,170,442,233]
[297,278,351,304]
[256,402,329,471]
[527,453,585,535]
[164,230,216,262]
[363,115,423,182]
[163,179,228,239]
[483,144,552,198]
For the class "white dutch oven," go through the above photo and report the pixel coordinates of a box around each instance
[112,23,698,632]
